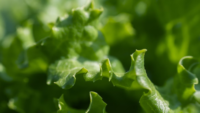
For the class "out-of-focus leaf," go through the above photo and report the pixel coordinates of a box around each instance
[0,63,12,81]
[101,14,135,46]
[7,89,40,113]
[153,0,200,24]
[0,35,24,79]
[20,2,108,71]
[0,16,4,40]
[0,24,47,79]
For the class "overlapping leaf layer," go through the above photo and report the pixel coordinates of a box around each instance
[1,1,200,113]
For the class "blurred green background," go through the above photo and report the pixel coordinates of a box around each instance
[1,0,200,113]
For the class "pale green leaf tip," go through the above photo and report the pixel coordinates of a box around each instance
[130,49,147,60]
[179,56,194,67]
[133,49,147,55]
[178,56,198,83]
[136,49,147,52]
[90,91,97,97]
[57,94,65,110]
[89,91,106,106]
[87,0,94,9]
[86,91,107,113]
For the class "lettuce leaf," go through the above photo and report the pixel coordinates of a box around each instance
[1,0,200,113]
[57,91,106,113]
[48,48,200,112]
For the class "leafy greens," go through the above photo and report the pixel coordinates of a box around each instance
[1,0,200,113]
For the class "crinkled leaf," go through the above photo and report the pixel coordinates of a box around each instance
[42,1,108,61]
[50,49,200,112]
[20,2,109,73]
[47,57,102,89]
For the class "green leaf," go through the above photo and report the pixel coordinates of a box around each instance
[20,2,109,72]
[47,57,102,89]
[47,49,144,88]
[49,48,200,112]
[2,0,200,113]
[86,91,107,113]
[7,87,40,113]
[101,14,135,46]
[0,35,24,79]
[0,63,12,81]
[57,91,106,113]
[175,56,198,102]
[57,94,85,113]
[0,16,4,40]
